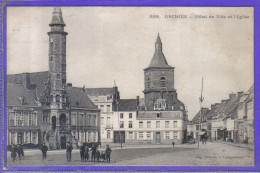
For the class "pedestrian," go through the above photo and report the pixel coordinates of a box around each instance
[40,143,48,160]
[105,145,112,163]
[96,149,100,162]
[90,144,97,162]
[100,152,106,162]
[11,144,17,161]
[172,142,175,148]
[17,144,22,160]
[79,144,85,162]
[20,143,24,156]
[84,146,89,162]
[66,142,73,162]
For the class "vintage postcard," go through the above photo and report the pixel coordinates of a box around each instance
[2,5,255,171]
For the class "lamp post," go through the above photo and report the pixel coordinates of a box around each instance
[198,77,204,149]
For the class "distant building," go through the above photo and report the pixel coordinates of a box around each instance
[84,87,120,143]
[7,8,100,149]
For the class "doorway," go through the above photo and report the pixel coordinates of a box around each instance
[17,132,23,144]
[60,136,66,149]
[113,131,125,143]
[156,132,161,143]
[52,116,56,130]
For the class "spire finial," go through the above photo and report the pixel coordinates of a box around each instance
[156,33,162,44]
[49,7,65,26]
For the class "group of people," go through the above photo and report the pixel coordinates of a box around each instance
[66,142,112,163]
[10,144,24,161]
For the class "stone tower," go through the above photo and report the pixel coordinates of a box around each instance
[144,34,181,111]
[47,7,69,149]
[48,7,67,109]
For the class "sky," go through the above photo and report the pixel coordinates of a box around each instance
[7,7,254,120]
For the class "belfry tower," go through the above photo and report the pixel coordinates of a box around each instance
[144,34,182,111]
[47,7,69,149]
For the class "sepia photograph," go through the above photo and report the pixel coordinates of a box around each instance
[5,6,254,167]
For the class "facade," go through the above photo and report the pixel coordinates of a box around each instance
[84,87,120,143]
[7,8,100,149]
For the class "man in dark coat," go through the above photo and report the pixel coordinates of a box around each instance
[105,145,112,163]
[84,146,89,162]
[90,144,97,162]
[66,142,73,162]
[95,149,100,162]
[11,144,17,161]
[79,144,85,162]
[17,144,23,160]
[40,143,48,160]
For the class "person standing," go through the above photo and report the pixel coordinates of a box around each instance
[84,146,89,162]
[105,145,112,163]
[11,144,17,161]
[79,144,85,162]
[90,144,97,162]
[40,143,48,160]
[95,149,100,162]
[66,142,73,162]
[17,144,22,160]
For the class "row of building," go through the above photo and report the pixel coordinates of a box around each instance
[187,85,254,144]
[7,7,188,149]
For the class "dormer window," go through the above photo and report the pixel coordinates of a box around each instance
[160,77,166,88]
[154,98,166,110]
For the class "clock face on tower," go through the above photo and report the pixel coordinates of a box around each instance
[50,38,53,43]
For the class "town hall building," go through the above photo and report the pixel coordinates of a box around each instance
[7,7,100,149]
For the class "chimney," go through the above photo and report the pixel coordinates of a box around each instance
[237,91,244,97]
[67,83,72,87]
[22,73,31,89]
[229,93,236,100]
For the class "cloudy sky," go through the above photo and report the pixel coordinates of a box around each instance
[7,7,254,120]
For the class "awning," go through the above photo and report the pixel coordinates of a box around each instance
[199,131,206,135]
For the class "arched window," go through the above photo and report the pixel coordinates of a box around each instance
[56,95,60,102]
[160,77,166,88]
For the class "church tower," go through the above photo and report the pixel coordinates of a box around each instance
[48,7,67,109]
[144,34,181,111]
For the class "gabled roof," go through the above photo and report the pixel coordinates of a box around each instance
[144,34,173,70]
[7,83,38,107]
[67,87,98,109]
[192,108,210,124]
[116,99,137,112]
[84,88,115,96]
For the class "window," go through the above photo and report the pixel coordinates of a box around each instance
[156,121,160,128]
[129,132,133,140]
[107,130,111,139]
[165,132,170,139]
[107,105,111,112]
[120,121,124,128]
[92,115,96,126]
[160,76,166,88]
[154,99,166,110]
[173,131,178,139]
[129,113,132,119]
[139,132,143,139]
[129,121,133,128]
[165,121,169,128]
[50,95,53,102]
[147,132,152,140]
[173,121,177,128]
[147,78,150,89]
[147,121,151,128]
[196,125,200,131]
[32,132,37,144]
[107,117,111,125]
[139,121,143,128]
[71,114,76,126]
[50,56,53,61]
[157,113,160,118]
[100,105,104,112]
[56,95,60,102]
[101,117,104,125]
[120,113,124,119]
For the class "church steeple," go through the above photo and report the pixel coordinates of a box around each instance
[145,34,173,70]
